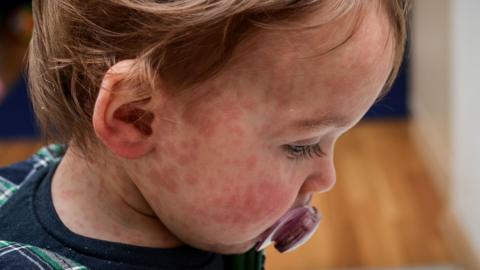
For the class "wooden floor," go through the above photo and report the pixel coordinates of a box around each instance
[0,120,455,269]
[0,140,43,166]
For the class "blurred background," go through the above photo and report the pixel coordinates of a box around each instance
[0,1,479,270]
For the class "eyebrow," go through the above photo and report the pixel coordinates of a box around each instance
[289,114,352,131]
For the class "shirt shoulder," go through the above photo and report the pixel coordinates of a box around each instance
[0,240,88,270]
[0,144,66,208]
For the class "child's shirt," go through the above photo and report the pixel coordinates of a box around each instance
[0,145,265,270]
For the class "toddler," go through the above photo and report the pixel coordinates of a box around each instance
[0,0,409,269]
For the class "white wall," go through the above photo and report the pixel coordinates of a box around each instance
[410,0,452,197]
[411,0,480,261]
[450,0,480,256]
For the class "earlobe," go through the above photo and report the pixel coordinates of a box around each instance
[92,60,156,159]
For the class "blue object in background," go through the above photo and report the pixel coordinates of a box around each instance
[364,56,409,119]
[0,75,39,139]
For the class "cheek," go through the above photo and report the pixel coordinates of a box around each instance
[185,159,294,234]
[134,95,298,238]
[147,165,181,194]
[185,101,244,138]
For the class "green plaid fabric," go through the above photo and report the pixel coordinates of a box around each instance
[0,145,88,269]
[0,144,65,209]
[0,176,18,207]
[0,241,88,270]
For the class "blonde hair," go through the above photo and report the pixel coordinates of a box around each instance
[28,0,410,153]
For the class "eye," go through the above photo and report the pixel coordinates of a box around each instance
[284,143,326,160]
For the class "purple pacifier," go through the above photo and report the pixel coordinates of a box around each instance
[255,206,321,253]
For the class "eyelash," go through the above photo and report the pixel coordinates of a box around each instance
[284,143,326,160]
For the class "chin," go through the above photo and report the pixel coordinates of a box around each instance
[201,238,259,254]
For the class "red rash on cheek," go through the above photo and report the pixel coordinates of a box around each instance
[194,171,288,230]
[198,114,218,138]
[174,153,197,165]
[242,97,257,111]
[164,141,177,153]
[184,92,253,140]
[185,174,199,185]
[219,101,243,121]
[148,166,180,194]
[245,155,257,170]
[179,139,200,151]
[227,125,246,137]
[158,136,198,169]
[247,178,285,219]
[257,181,286,212]
[192,139,200,149]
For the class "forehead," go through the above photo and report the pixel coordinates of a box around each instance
[230,1,393,84]
[179,2,394,132]
[222,3,393,112]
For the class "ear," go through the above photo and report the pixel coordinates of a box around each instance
[93,60,156,159]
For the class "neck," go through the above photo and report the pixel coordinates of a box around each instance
[51,147,183,248]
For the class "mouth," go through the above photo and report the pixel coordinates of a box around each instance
[255,195,321,253]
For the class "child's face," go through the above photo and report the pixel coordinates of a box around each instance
[129,6,394,253]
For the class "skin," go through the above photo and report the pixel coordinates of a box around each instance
[52,2,394,254]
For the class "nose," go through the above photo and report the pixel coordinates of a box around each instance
[298,157,337,194]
